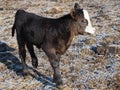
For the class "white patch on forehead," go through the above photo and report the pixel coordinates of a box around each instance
[83,10,95,34]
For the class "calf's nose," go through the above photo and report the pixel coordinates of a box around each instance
[85,26,95,35]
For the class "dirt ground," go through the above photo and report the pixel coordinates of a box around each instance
[0,0,120,90]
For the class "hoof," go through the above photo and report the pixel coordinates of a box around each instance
[32,59,38,68]
[54,78,63,86]
[22,69,29,76]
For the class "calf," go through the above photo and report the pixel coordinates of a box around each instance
[12,3,95,86]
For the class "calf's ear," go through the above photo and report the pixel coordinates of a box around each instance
[70,9,77,21]
[74,3,80,9]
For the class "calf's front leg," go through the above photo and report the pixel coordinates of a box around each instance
[49,56,62,86]
[43,48,63,86]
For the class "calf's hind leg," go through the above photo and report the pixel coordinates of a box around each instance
[26,43,38,68]
[17,36,28,75]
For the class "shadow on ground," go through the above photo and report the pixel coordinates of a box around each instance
[0,41,55,87]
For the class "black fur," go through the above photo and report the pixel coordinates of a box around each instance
[12,3,88,86]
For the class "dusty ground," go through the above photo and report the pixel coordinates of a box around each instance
[0,0,120,90]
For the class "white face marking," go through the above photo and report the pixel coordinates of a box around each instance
[83,10,95,34]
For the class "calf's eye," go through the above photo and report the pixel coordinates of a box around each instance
[81,19,88,25]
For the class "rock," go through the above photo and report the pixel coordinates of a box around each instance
[97,44,107,55]
[0,8,3,11]
[62,86,71,90]
[57,85,71,90]
[91,41,120,55]
[44,6,63,14]
[42,84,55,90]
[107,44,120,55]
[93,43,120,55]
[90,45,98,54]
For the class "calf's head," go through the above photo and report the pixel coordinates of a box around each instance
[71,3,95,35]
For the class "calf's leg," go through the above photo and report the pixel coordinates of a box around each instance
[26,43,38,68]
[49,54,62,86]
[17,36,28,74]
[43,47,62,86]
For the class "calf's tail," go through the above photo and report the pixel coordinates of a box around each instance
[12,10,18,37]
[12,9,25,37]
[12,23,15,37]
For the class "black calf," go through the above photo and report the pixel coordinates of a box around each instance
[12,3,91,86]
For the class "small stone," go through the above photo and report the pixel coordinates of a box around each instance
[44,6,63,14]
[0,8,3,11]
[62,86,71,90]
[108,44,120,54]
[57,85,71,90]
